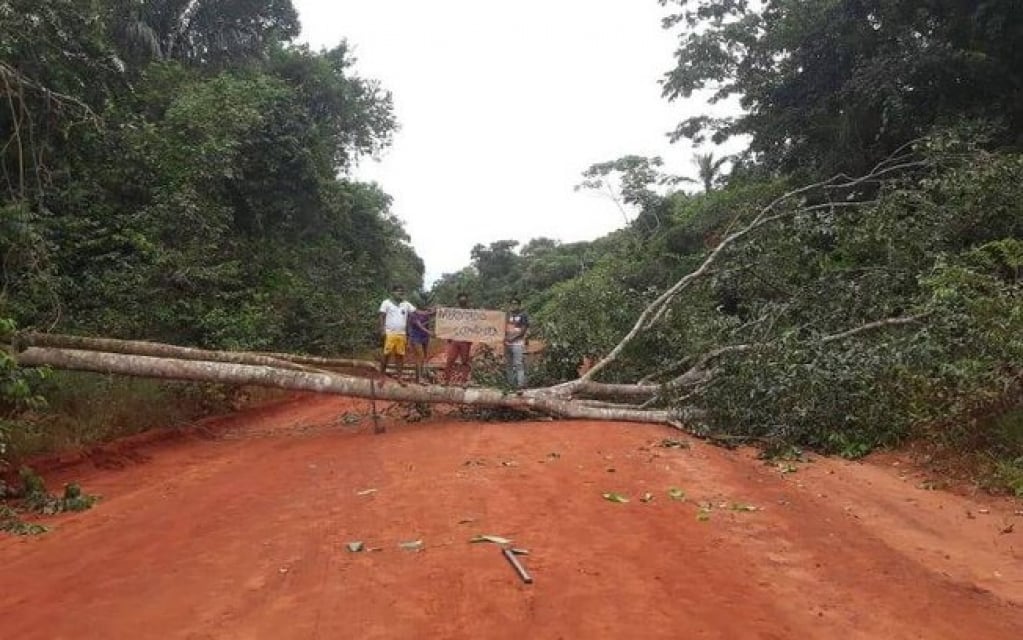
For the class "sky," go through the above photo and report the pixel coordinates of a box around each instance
[292,0,739,284]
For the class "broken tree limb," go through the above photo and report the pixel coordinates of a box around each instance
[570,381,659,399]
[14,347,676,425]
[15,332,325,374]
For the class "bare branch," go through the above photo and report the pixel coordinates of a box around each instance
[0,63,102,126]
[819,315,926,344]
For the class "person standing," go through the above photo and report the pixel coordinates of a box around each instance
[378,285,416,379]
[504,297,530,388]
[408,304,433,383]
[444,292,473,385]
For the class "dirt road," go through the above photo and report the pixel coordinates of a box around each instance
[1,394,1021,639]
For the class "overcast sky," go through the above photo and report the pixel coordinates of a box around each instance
[292,0,736,284]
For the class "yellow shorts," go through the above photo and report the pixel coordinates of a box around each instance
[383,333,407,356]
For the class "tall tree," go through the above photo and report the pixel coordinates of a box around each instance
[693,152,727,192]
[660,0,1023,175]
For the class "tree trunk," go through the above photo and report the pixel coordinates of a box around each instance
[15,332,325,374]
[255,351,381,371]
[15,347,675,425]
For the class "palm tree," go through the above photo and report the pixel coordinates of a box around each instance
[693,152,729,192]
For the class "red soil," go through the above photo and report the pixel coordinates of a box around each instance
[1,394,1022,639]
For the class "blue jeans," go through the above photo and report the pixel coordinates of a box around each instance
[505,343,526,388]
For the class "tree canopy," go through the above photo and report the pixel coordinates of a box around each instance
[660,0,1023,175]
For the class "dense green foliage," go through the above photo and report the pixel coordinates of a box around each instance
[0,1,422,468]
[1,0,422,354]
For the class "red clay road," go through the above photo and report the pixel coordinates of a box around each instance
[1,394,1022,639]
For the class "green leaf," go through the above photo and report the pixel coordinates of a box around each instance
[602,492,629,504]
[730,503,757,512]
[668,487,686,501]
[697,509,712,522]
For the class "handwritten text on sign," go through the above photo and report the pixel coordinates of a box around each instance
[434,307,505,343]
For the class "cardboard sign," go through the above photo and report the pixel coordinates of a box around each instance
[434,307,505,343]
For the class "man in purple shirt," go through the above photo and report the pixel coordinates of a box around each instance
[408,306,433,383]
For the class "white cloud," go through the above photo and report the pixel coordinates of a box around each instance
[292,0,741,284]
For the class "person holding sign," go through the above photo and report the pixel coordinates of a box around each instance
[378,285,416,380]
[444,292,474,385]
[505,297,530,388]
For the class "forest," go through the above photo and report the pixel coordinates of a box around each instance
[3,0,1023,494]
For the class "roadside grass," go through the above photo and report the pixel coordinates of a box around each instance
[3,371,283,463]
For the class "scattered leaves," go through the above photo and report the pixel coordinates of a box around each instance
[697,508,712,522]
[602,492,629,504]
[778,463,799,474]
[668,487,686,501]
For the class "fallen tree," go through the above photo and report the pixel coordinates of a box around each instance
[16,332,326,374]
[13,347,676,425]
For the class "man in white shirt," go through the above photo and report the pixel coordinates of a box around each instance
[378,285,416,378]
